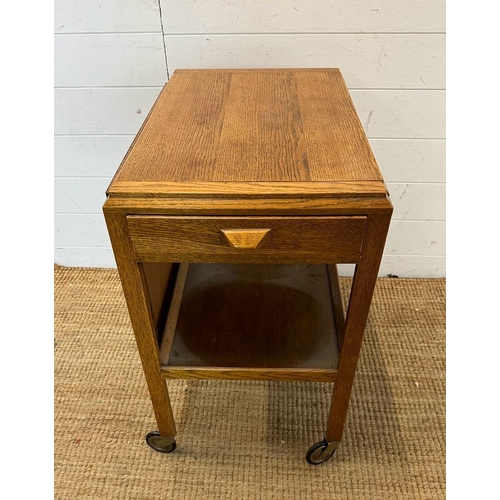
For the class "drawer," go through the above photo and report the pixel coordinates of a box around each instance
[127,216,367,264]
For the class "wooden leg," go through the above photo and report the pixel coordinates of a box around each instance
[104,211,176,439]
[325,213,391,445]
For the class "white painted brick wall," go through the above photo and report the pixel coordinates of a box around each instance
[54,0,446,277]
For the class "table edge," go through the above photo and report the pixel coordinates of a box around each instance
[107,180,389,199]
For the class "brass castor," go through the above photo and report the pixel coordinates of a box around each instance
[305,439,338,465]
[145,431,177,453]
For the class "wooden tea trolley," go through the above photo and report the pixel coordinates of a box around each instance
[103,69,392,464]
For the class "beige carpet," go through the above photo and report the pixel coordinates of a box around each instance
[54,268,445,499]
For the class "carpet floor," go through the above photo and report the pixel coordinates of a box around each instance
[54,267,445,499]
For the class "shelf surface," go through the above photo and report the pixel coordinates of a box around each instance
[160,263,340,381]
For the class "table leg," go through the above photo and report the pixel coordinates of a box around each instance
[104,211,177,448]
[326,213,391,439]
[307,212,391,465]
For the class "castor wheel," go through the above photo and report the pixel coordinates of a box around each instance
[145,431,177,453]
[306,439,338,465]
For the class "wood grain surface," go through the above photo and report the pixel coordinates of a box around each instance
[104,211,177,437]
[159,263,340,382]
[102,69,394,446]
[126,215,367,264]
[142,262,173,329]
[327,264,346,350]
[103,193,393,216]
[108,69,384,194]
[160,367,337,383]
[108,180,388,198]
[325,212,392,442]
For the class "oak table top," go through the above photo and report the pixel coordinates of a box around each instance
[107,68,388,202]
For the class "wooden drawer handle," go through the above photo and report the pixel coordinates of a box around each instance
[220,228,271,249]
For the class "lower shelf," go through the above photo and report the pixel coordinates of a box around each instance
[159,263,341,382]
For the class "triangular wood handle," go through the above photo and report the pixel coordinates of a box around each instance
[220,228,271,249]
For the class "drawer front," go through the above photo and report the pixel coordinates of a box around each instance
[127,216,367,264]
